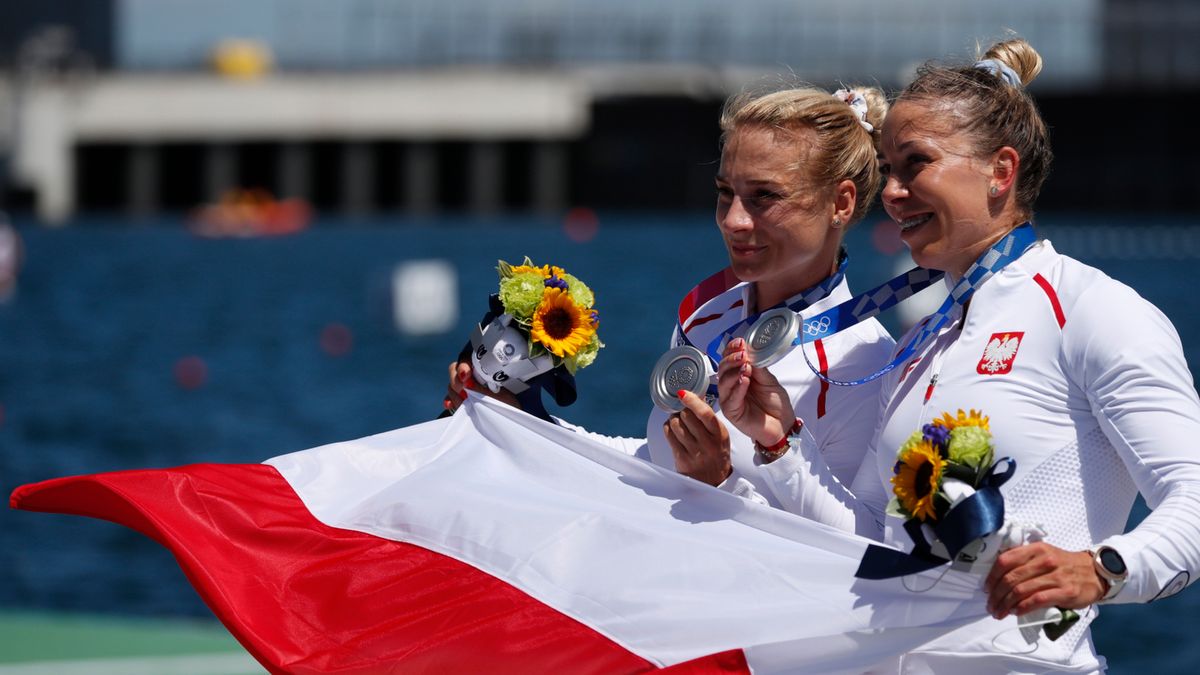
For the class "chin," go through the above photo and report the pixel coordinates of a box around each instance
[903,243,936,271]
[727,262,759,283]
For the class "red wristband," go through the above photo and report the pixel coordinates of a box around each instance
[754,419,803,460]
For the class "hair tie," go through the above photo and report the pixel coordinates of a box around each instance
[973,59,1023,88]
[832,88,874,133]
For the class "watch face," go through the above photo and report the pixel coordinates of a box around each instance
[1099,547,1127,575]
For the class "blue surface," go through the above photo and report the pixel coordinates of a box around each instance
[2,212,1198,672]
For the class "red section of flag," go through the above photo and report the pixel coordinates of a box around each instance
[10,465,747,675]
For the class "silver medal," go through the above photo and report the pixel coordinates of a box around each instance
[744,307,800,368]
[649,345,714,412]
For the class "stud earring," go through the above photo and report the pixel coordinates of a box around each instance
[832,218,842,227]
[989,185,999,197]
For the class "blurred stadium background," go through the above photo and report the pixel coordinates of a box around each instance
[1,2,1198,674]
[1,0,1197,224]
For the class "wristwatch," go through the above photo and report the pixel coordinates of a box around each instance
[1092,545,1128,601]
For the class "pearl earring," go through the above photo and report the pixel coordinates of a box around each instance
[989,185,999,197]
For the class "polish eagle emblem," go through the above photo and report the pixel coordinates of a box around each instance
[977,332,1024,375]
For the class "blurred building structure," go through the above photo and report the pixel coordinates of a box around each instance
[0,0,1197,224]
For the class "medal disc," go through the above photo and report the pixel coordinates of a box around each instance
[649,345,713,412]
[744,307,800,367]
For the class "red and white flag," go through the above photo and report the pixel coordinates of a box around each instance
[11,397,988,674]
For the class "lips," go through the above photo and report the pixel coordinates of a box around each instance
[897,213,933,233]
[728,242,765,257]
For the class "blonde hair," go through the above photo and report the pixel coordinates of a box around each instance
[719,84,888,226]
[899,38,1052,219]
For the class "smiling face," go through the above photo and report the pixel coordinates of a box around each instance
[715,125,846,310]
[878,100,1014,276]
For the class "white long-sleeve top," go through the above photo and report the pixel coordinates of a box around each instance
[763,240,1200,672]
[568,275,896,510]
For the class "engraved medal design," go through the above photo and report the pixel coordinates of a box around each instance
[649,346,714,412]
[744,308,801,368]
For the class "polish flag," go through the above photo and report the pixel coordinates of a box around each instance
[10,397,986,674]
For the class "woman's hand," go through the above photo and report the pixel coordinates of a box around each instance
[984,542,1107,619]
[717,337,796,455]
[443,360,519,413]
[663,390,732,486]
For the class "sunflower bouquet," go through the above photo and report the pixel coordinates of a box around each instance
[886,409,1079,641]
[888,408,995,523]
[496,258,602,374]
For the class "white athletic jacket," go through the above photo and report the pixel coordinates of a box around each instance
[569,275,896,510]
[767,240,1200,673]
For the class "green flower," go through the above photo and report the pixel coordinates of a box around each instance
[897,430,925,457]
[563,334,604,374]
[560,272,594,308]
[947,426,994,469]
[498,271,546,321]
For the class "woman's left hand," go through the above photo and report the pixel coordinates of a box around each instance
[984,542,1106,619]
[663,390,732,487]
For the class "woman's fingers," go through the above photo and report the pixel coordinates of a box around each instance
[677,390,720,437]
[717,343,755,421]
[665,392,732,486]
[664,413,698,451]
[984,544,1104,619]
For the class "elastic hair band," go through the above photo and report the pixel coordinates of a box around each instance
[973,59,1023,88]
[832,88,874,133]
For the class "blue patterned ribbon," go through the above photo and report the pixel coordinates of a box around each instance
[692,256,945,366]
[801,223,1037,387]
[671,251,849,398]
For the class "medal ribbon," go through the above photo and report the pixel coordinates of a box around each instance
[675,251,849,366]
[799,223,1037,387]
[669,251,848,399]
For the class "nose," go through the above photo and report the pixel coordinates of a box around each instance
[881,175,907,207]
[718,196,753,234]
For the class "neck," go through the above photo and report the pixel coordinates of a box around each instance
[752,256,839,312]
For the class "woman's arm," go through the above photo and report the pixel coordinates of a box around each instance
[719,337,888,537]
[1070,282,1200,604]
[987,279,1200,618]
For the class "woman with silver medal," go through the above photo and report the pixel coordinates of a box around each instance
[718,37,1200,672]
[447,84,897,510]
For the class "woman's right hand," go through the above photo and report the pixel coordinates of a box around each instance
[443,361,520,413]
[717,338,796,452]
[443,361,473,413]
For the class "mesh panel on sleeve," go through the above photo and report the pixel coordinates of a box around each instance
[1001,424,1138,658]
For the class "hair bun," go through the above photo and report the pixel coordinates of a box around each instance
[983,38,1043,87]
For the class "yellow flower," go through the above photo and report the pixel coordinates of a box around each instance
[510,263,550,278]
[531,287,596,358]
[933,408,990,432]
[891,439,946,522]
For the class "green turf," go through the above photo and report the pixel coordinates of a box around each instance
[0,611,246,663]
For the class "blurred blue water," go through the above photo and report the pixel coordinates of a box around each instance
[2,212,1199,671]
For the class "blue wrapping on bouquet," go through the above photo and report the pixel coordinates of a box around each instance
[855,459,1015,580]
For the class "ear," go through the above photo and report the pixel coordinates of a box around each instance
[831,179,857,229]
[990,146,1020,197]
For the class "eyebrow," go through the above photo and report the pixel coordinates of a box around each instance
[714,175,785,187]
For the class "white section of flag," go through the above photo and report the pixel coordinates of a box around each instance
[268,395,988,673]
